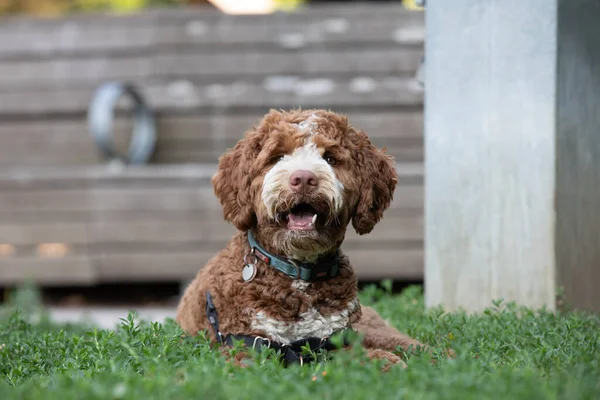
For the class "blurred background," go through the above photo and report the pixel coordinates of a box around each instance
[0,0,425,327]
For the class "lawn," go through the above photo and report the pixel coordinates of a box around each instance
[1,284,599,400]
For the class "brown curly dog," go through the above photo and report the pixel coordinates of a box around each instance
[177,109,432,369]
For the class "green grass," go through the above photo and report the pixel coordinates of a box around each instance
[1,284,599,400]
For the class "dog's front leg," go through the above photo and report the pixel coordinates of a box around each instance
[354,305,428,356]
[355,305,456,361]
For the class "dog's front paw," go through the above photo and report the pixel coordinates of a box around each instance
[366,349,407,371]
[446,348,457,358]
[220,347,254,368]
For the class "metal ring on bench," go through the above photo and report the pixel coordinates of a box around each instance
[87,81,156,165]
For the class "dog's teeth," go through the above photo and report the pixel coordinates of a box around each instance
[311,214,317,224]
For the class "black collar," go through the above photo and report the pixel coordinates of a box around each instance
[247,230,340,282]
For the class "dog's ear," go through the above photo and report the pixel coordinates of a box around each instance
[351,135,398,235]
[212,133,260,231]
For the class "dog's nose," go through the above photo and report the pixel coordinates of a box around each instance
[289,170,318,193]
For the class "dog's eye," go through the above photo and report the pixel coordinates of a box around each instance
[324,155,337,165]
[270,155,284,164]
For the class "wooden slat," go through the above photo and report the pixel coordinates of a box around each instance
[0,211,422,249]
[0,162,421,188]
[0,182,422,215]
[0,122,101,165]
[93,250,216,282]
[0,191,90,212]
[90,220,233,244]
[0,76,423,116]
[0,188,214,212]
[152,112,424,139]
[1,68,422,96]
[0,47,422,90]
[0,211,90,224]
[0,4,422,32]
[0,163,422,184]
[0,256,96,285]
[154,49,422,81]
[1,24,423,61]
[0,223,89,245]
[0,111,423,166]
[151,142,423,164]
[88,212,421,244]
[0,246,423,285]
[0,164,217,186]
[0,111,423,142]
[0,5,423,58]
[155,19,424,48]
[346,248,423,280]
[92,247,422,283]
[0,56,156,89]
[89,187,221,212]
[0,4,418,27]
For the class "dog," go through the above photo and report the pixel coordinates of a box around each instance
[176,109,431,369]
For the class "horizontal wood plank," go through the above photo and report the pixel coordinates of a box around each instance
[152,49,422,81]
[92,251,212,282]
[0,164,218,187]
[151,143,423,165]
[0,256,96,285]
[0,76,423,116]
[0,6,423,59]
[1,4,421,31]
[0,223,90,245]
[0,163,421,186]
[0,49,422,90]
[0,182,422,215]
[154,19,424,48]
[91,247,422,283]
[0,213,422,249]
[0,246,423,285]
[346,248,423,280]
[89,212,422,244]
[0,111,423,166]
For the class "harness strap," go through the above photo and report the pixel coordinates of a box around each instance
[205,291,223,343]
[224,329,354,366]
[205,290,354,366]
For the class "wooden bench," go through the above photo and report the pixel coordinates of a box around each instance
[0,3,425,286]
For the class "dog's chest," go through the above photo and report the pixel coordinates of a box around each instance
[249,280,359,344]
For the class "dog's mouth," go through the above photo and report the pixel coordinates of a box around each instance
[280,203,319,231]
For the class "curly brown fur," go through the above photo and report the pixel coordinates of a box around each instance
[177,231,361,340]
[177,108,439,370]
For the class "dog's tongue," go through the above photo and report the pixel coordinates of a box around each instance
[288,211,317,229]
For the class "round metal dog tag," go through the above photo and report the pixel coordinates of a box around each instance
[242,263,257,282]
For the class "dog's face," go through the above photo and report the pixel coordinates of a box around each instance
[212,109,398,261]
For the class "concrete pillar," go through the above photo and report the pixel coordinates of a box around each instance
[424,0,600,313]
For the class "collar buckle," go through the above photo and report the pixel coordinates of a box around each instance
[287,259,302,280]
